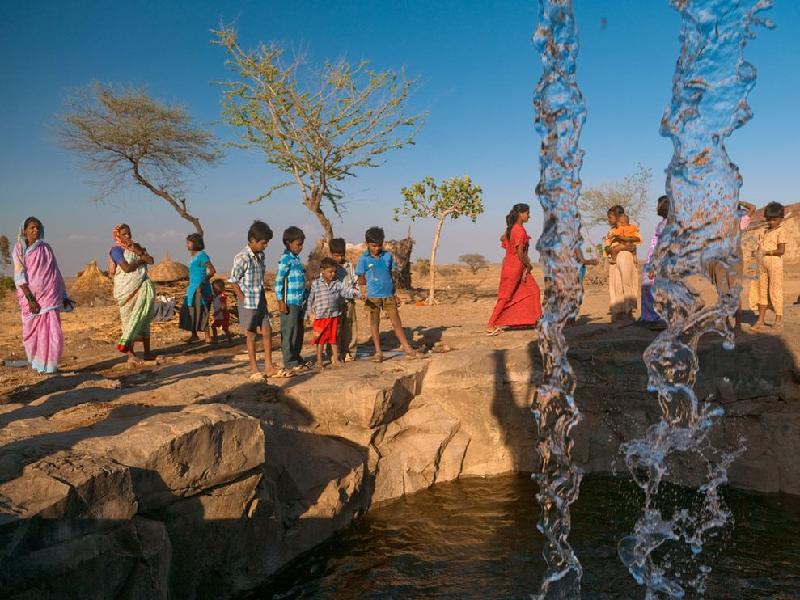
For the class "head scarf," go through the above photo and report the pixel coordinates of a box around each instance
[113,224,135,251]
[13,218,45,285]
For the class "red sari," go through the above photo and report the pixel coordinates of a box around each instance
[488,224,542,328]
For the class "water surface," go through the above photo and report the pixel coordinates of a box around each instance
[257,475,800,599]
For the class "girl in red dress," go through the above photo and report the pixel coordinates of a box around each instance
[487,203,543,334]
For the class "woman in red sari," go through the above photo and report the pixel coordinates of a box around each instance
[487,203,542,334]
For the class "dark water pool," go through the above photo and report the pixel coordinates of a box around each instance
[253,475,800,599]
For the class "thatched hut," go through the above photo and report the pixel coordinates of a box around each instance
[70,260,113,303]
[148,253,189,283]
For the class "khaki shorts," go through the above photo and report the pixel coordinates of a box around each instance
[365,296,398,315]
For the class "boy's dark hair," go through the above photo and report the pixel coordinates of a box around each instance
[186,233,204,251]
[656,195,670,219]
[212,278,225,290]
[607,205,625,217]
[282,226,306,247]
[320,257,339,271]
[763,201,785,219]
[329,238,346,255]
[365,226,385,245]
[248,220,273,243]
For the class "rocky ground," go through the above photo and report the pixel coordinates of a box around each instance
[0,263,798,598]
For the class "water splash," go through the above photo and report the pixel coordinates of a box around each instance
[619,1,772,597]
[531,0,586,597]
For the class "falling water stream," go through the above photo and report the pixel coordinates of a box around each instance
[531,0,586,597]
[618,1,773,598]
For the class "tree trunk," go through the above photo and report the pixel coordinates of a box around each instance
[427,217,445,305]
[131,165,204,235]
[305,190,334,244]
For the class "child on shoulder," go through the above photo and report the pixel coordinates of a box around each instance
[307,257,362,371]
[753,202,786,330]
[329,238,359,362]
[355,226,418,363]
[211,279,232,343]
[275,226,308,371]
[229,220,284,381]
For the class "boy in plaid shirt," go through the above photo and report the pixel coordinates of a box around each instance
[275,226,307,369]
[229,221,287,381]
[307,257,361,370]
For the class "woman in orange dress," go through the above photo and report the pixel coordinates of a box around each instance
[487,203,543,334]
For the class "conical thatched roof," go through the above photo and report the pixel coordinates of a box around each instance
[70,260,113,302]
[149,253,189,283]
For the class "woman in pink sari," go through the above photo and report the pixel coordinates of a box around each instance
[13,217,73,374]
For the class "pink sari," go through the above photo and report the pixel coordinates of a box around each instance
[13,224,69,374]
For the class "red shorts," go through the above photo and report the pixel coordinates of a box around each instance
[312,316,339,345]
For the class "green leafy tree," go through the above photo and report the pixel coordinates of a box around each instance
[214,26,423,244]
[579,164,652,229]
[459,253,487,274]
[395,176,484,304]
[58,83,220,234]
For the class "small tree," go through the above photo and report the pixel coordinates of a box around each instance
[58,83,221,235]
[0,235,10,272]
[579,164,652,229]
[459,253,487,274]
[214,26,423,245]
[395,176,484,304]
[415,258,431,278]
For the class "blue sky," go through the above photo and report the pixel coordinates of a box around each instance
[1,1,798,275]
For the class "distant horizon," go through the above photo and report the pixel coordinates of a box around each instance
[2,1,798,276]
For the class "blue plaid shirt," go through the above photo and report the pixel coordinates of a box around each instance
[275,250,306,306]
[228,246,266,310]
[307,276,361,319]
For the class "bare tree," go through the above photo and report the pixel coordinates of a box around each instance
[58,83,221,235]
[214,25,423,244]
[395,176,484,304]
[0,235,11,272]
[579,164,653,228]
[459,253,488,274]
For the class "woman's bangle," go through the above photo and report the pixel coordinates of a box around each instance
[25,293,35,302]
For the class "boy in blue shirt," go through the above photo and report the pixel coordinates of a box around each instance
[355,226,417,362]
[275,226,307,370]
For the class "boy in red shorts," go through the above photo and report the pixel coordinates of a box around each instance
[307,257,361,370]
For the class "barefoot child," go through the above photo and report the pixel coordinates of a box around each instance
[307,257,362,370]
[211,279,232,343]
[179,233,215,344]
[229,221,287,381]
[356,226,418,362]
[275,226,307,370]
[330,238,359,361]
[753,202,786,330]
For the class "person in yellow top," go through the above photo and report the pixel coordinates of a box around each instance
[752,202,786,330]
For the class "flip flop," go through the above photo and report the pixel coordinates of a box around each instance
[485,328,503,336]
[372,354,384,363]
[249,372,266,382]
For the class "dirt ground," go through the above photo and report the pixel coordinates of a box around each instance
[1,262,799,399]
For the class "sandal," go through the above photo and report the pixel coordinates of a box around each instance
[372,353,384,364]
[249,372,266,382]
[266,368,295,379]
[485,327,503,336]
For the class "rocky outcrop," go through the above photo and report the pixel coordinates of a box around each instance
[1,325,798,597]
